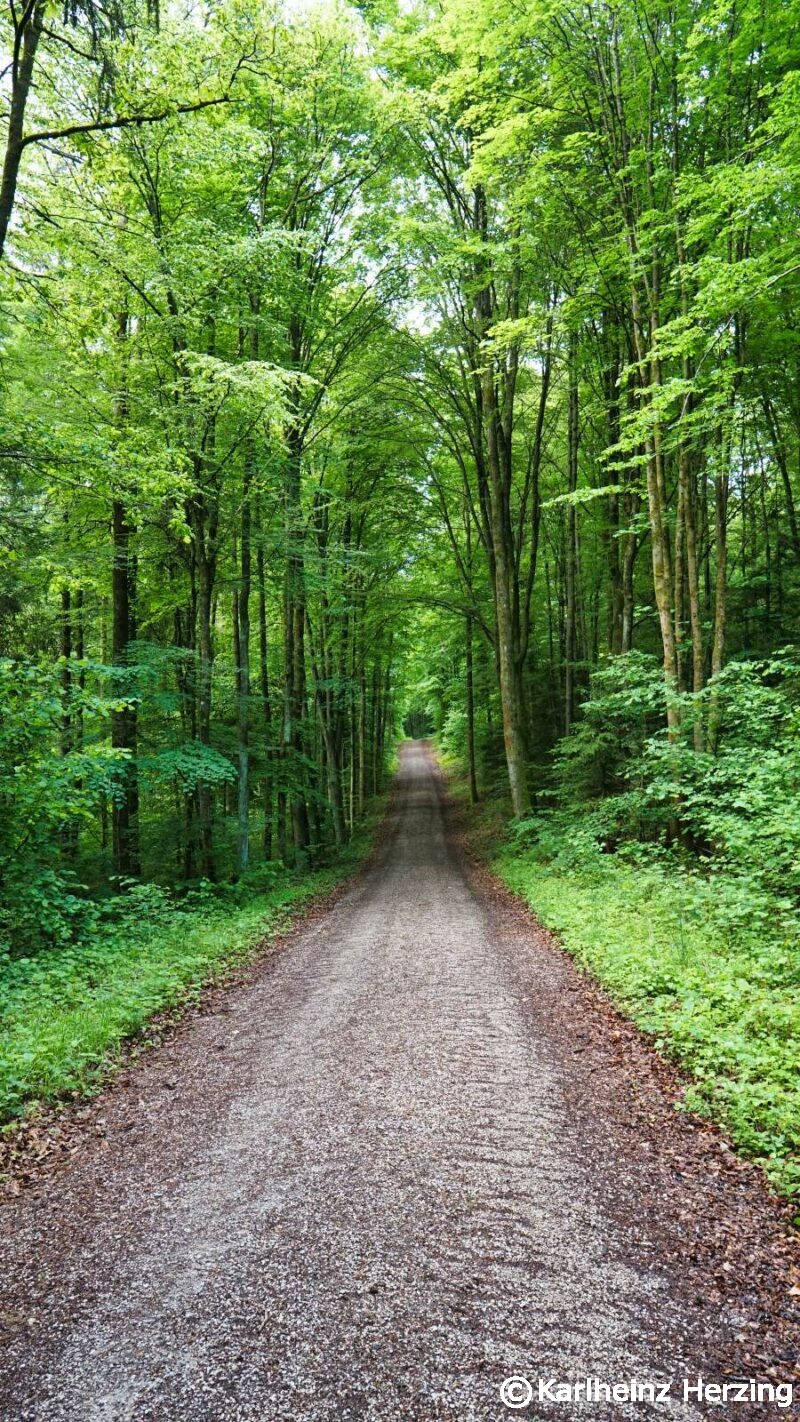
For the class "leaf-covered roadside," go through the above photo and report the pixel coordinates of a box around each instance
[493,829,800,1207]
[0,820,378,1128]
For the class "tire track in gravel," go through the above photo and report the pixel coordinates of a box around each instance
[0,743,765,1420]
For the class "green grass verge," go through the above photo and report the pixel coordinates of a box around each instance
[491,822,800,1206]
[0,819,377,1126]
[445,753,800,1209]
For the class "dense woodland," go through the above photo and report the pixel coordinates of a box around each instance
[2,0,800,1184]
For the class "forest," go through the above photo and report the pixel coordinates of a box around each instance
[1,0,799,1201]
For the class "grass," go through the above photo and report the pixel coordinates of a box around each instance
[455,778,800,1207]
[0,817,378,1126]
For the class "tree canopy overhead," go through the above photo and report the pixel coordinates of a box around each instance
[3,0,800,948]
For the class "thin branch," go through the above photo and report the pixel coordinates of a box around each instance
[19,94,232,151]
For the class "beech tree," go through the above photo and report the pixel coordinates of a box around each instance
[2,0,800,952]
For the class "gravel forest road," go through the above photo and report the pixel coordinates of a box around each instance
[0,744,783,1421]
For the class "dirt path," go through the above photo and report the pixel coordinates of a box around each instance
[0,744,795,1420]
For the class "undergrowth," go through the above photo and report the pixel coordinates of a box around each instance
[486,805,800,1207]
[0,818,378,1126]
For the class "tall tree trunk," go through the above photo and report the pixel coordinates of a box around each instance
[174,580,197,877]
[58,585,79,860]
[71,588,85,858]
[284,419,310,864]
[564,334,579,734]
[357,608,366,821]
[195,539,216,878]
[111,498,140,879]
[486,477,529,811]
[465,613,478,803]
[619,381,641,654]
[479,350,530,815]
[0,0,45,260]
[645,424,680,732]
[673,460,686,692]
[59,587,72,758]
[707,431,730,752]
[631,280,680,731]
[75,588,85,736]
[761,395,800,559]
[347,605,357,831]
[676,229,705,743]
[306,600,346,849]
[602,319,624,654]
[235,447,253,874]
[318,699,346,848]
[257,541,273,859]
[681,443,705,749]
[473,184,529,816]
[620,517,638,653]
[110,309,140,879]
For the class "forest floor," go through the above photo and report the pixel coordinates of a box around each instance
[0,743,798,1421]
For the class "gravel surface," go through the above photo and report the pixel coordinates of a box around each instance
[0,743,795,1420]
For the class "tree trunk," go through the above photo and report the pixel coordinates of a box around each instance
[58,585,80,860]
[284,421,310,864]
[645,427,680,732]
[257,541,273,859]
[319,707,346,848]
[0,0,45,260]
[564,334,579,734]
[681,443,705,749]
[196,541,216,878]
[620,517,638,653]
[478,348,529,814]
[59,587,72,758]
[235,447,253,874]
[357,609,366,821]
[707,436,730,752]
[111,497,140,879]
[465,613,479,803]
[473,184,529,815]
[761,395,800,559]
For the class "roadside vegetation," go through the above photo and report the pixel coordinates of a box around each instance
[439,651,800,1205]
[0,816,378,1125]
[495,826,800,1206]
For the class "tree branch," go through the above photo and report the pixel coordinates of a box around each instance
[19,94,232,151]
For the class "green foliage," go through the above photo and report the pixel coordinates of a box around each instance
[0,653,257,957]
[0,659,121,958]
[141,743,238,794]
[475,649,800,1202]
[495,829,800,1202]
[0,811,379,1123]
[553,651,800,899]
[551,652,670,807]
[0,886,287,1120]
